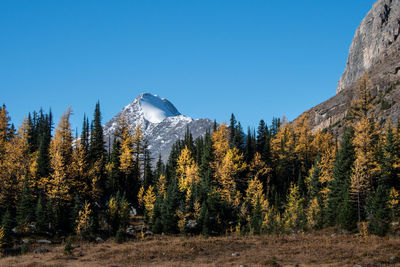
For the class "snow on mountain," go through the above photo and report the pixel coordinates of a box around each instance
[103,93,214,163]
[138,93,181,123]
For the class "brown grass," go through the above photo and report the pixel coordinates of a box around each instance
[1,230,400,267]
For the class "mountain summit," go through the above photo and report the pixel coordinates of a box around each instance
[137,93,181,123]
[298,0,400,134]
[103,93,214,163]
[337,0,400,94]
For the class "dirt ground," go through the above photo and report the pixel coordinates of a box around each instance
[1,231,400,267]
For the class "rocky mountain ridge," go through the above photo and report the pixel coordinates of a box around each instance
[302,0,400,134]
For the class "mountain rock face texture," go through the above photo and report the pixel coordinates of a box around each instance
[301,0,400,134]
[103,93,214,163]
[337,0,400,94]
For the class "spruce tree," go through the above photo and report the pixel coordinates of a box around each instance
[368,185,390,236]
[161,178,180,233]
[229,113,237,146]
[143,142,153,188]
[89,102,106,163]
[35,196,47,234]
[325,127,355,226]
[1,209,13,248]
[16,179,34,229]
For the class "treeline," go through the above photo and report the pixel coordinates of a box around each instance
[0,103,153,248]
[139,75,399,237]
[1,74,400,251]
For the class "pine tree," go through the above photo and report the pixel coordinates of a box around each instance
[379,122,399,188]
[107,139,122,196]
[368,185,390,236]
[89,102,106,203]
[229,113,237,146]
[89,102,106,164]
[35,196,47,234]
[16,179,34,230]
[143,142,153,188]
[325,127,355,227]
[245,127,256,163]
[1,209,13,248]
[161,178,180,233]
[337,191,357,231]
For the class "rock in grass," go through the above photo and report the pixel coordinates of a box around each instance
[37,239,52,244]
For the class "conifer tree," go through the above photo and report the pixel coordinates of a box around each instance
[229,113,237,146]
[282,183,304,233]
[176,146,200,201]
[161,178,180,233]
[35,196,47,234]
[143,142,153,188]
[45,108,73,232]
[1,209,13,248]
[89,102,106,163]
[16,179,35,230]
[379,122,399,188]
[368,185,390,236]
[350,118,378,222]
[107,139,122,196]
[325,127,356,227]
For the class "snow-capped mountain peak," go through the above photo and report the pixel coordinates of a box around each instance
[137,93,181,123]
[103,93,214,163]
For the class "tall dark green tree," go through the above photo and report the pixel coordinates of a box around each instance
[325,127,356,227]
[368,185,390,236]
[229,113,237,146]
[245,127,256,163]
[89,102,106,163]
[143,141,154,188]
[256,119,271,163]
[16,179,35,228]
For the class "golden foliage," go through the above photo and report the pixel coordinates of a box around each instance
[176,146,199,200]
[76,202,92,238]
[293,113,314,170]
[0,226,4,250]
[245,177,268,210]
[212,123,230,163]
[389,187,399,217]
[143,185,156,221]
[307,197,321,230]
[157,174,167,199]
[319,147,336,203]
[45,108,73,203]
[283,183,304,232]
[351,73,373,119]
[137,186,145,207]
[119,121,134,175]
[214,147,245,205]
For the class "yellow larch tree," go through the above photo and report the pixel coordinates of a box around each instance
[143,185,156,222]
[212,123,246,206]
[318,146,336,204]
[350,118,379,222]
[176,146,200,201]
[293,113,314,172]
[45,108,73,204]
[0,118,32,208]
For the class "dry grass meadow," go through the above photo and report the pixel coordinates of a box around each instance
[1,230,400,267]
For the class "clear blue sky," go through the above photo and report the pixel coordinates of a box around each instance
[1,0,376,132]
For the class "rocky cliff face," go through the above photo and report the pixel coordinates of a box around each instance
[337,0,400,94]
[103,93,214,163]
[301,0,400,134]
